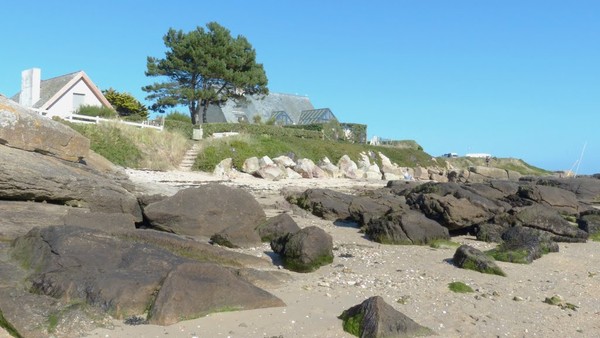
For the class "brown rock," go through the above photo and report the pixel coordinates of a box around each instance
[0,95,89,162]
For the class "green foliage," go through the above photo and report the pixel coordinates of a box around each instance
[285,122,368,144]
[429,239,461,249]
[203,123,321,139]
[165,111,192,123]
[487,248,530,264]
[440,157,551,176]
[76,105,117,118]
[164,120,194,139]
[461,258,507,276]
[68,123,142,167]
[339,311,363,337]
[102,88,149,119]
[252,114,262,124]
[144,22,268,124]
[589,232,600,242]
[0,307,22,338]
[194,132,435,172]
[448,281,474,293]
[283,253,334,273]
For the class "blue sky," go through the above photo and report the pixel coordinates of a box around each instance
[1,1,598,174]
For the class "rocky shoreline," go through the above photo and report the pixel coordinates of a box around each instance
[2,95,600,338]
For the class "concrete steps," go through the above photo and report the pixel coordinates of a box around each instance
[178,142,201,171]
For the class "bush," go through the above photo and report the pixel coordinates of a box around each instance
[165,111,192,123]
[76,105,117,118]
[67,122,141,167]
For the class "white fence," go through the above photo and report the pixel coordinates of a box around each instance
[35,109,163,131]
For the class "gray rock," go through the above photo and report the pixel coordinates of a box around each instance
[148,262,285,325]
[0,201,71,241]
[255,213,301,242]
[256,164,286,180]
[0,95,90,162]
[578,209,600,235]
[515,204,588,242]
[294,158,318,178]
[271,226,333,273]
[210,222,263,249]
[288,188,354,221]
[144,184,266,237]
[522,176,600,206]
[366,210,449,245]
[488,226,559,264]
[272,155,296,168]
[518,184,580,215]
[213,157,234,178]
[242,156,260,174]
[337,155,359,179]
[339,296,434,338]
[318,157,342,178]
[453,244,506,276]
[11,226,281,327]
[0,145,142,222]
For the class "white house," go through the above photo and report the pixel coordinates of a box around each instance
[11,68,112,118]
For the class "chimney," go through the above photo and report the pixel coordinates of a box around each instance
[19,68,41,107]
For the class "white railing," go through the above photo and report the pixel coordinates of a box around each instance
[35,109,164,131]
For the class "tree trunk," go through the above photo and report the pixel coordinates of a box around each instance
[202,100,209,124]
[190,106,201,125]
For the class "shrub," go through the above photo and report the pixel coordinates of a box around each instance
[76,105,117,118]
[165,111,192,123]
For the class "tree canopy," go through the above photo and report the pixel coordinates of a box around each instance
[143,22,268,125]
[102,88,149,120]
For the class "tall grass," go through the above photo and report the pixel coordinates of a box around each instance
[66,121,189,170]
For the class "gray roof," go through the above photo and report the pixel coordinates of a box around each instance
[298,108,336,125]
[11,71,80,108]
[214,92,314,124]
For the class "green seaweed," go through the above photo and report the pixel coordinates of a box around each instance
[448,281,474,293]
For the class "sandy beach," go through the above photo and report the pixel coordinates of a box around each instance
[85,169,600,338]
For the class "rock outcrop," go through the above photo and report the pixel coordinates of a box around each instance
[0,145,142,222]
[0,95,89,162]
[144,184,266,238]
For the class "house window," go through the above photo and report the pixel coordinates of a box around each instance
[73,93,85,111]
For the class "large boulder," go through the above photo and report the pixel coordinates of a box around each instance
[318,157,342,178]
[453,245,506,276]
[288,188,354,221]
[10,226,282,325]
[339,296,433,338]
[0,95,89,162]
[514,204,588,242]
[337,155,359,179]
[406,182,505,230]
[148,262,285,325]
[0,145,142,221]
[348,190,408,227]
[410,193,492,230]
[518,184,580,215]
[210,223,263,249]
[366,210,449,245]
[144,184,266,237]
[522,176,600,207]
[271,226,333,273]
[255,213,301,242]
[242,157,260,174]
[578,209,600,235]
[294,158,318,178]
[487,226,559,264]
